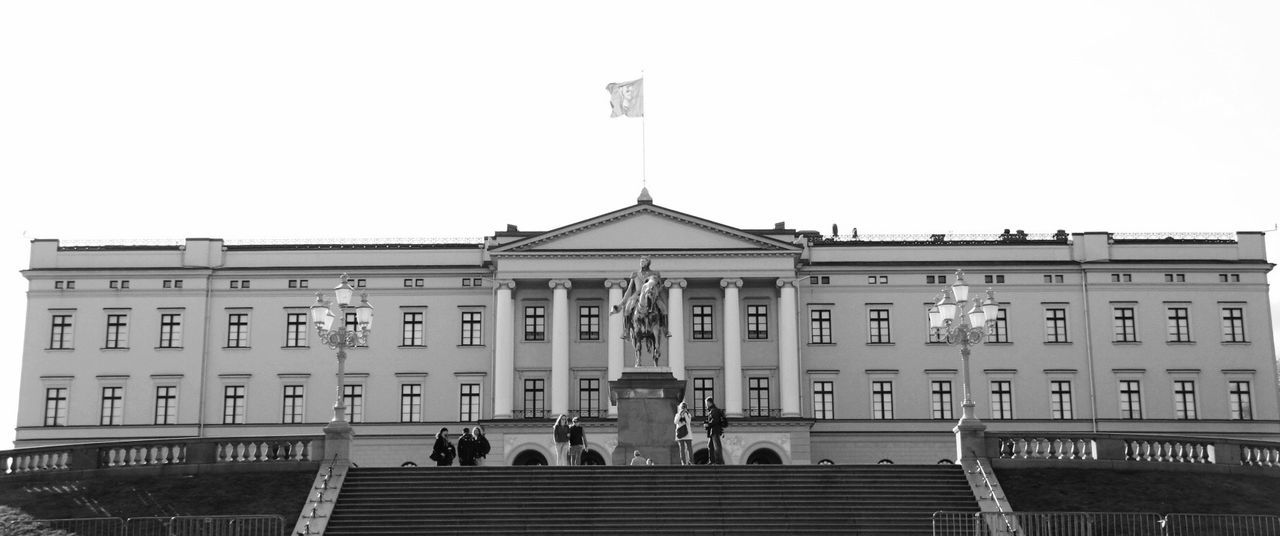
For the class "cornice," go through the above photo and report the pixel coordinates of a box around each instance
[494,205,800,253]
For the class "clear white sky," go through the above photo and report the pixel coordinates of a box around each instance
[2,2,1277,450]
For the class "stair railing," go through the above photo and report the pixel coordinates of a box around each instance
[970,458,1017,534]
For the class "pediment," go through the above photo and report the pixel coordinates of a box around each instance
[491,204,799,254]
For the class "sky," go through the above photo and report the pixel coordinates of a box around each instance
[1,1,1278,450]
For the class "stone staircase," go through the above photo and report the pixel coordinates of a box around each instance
[321,464,977,535]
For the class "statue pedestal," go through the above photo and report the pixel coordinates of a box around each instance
[609,368,687,466]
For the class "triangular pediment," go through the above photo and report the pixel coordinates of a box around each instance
[492,204,799,254]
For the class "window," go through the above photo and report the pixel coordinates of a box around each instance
[1119,380,1142,419]
[579,379,601,418]
[1112,307,1137,342]
[100,387,124,426]
[223,386,246,424]
[343,385,364,423]
[1050,381,1073,420]
[460,311,483,346]
[1165,273,1185,283]
[810,309,832,344]
[105,313,129,349]
[692,304,714,340]
[1044,308,1068,343]
[524,305,546,341]
[50,314,74,350]
[1229,381,1253,420]
[871,381,894,420]
[926,275,948,285]
[462,278,471,287]
[288,279,309,289]
[402,312,425,347]
[400,384,422,423]
[988,309,1009,343]
[342,312,367,347]
[1173,380,1197,420]
[693,378,714,417]
[579,305,600,341]
[926,305,947,344]
[154,386,177,425]
[44,388,68,426]
[867,275,888,284]
[931,381,953,420]
[226,313,250,348]
[868,308,891,344]
[159,313,183,348]
[460,384,481,422]
[285,313,308,348]
[813,381,834,420]
[1221,307,1246,342]
[746,304,769,340]
[1219,273,1241,283]
[56,280,77,290]
[523,379,545,419]
[1043,274,1064,284]
[748,377,770,417]
[283,385,305,424]
[984,275,1005,284]
[990,381,1013,420]
[230,280,250,289]
[109,280,130,290]
[1166,307,1191,342]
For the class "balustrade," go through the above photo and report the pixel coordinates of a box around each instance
[2,435,320,477]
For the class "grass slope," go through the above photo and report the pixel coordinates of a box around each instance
[998,467,1280,515]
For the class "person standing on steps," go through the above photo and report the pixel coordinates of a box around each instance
[430,427,455,467]
[703,397,728,465]
[630,450,647,466]
[457,427,479,466]
[674,401,694,465]
[473,425,491,466]
[552,414,570,466]
[567,416,587,466]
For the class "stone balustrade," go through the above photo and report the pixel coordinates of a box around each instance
[2,435,323,477]
[987,433,1280,469]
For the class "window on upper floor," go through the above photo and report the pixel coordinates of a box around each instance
[691,304,714,340]
[868,308,891,344]
[1119,380,1142,419]
[402,311,425,347]
[104,312,129,349]
[159,312,183,349]
[1166,307,1191,343]
[1221,307,1247,343]
[460,311,483,346]
[931,381,953,420]
[746,304,769,340]
[285,312,308,348]
[400,384,421,423]
[871,381,894,419]
[989,380,1013,420]
[283,385,305,424]
[1173,380,1197,420]
[226,312,250,348]
[100,387,124,426]
[154,386,178,425]
[44,388,68,427]
[1112,306,1137,343]
[1050,380,1073,420]
[1229,381,1253,421]
[50,313,74,350]
[810,309,832,344]
[813,381,834,420]
[524,305,546,341]
[1044,308,1069,343]
[578,305,601,341]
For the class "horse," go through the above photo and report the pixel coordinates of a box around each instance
[627,275,667,367]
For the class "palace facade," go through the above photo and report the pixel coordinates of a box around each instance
[16,194,1280,465]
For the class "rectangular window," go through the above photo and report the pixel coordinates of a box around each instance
[692,305,714,340]
[100,387,124,426]
[50,314,74,350]
[282,385,305,424]
[285,313,308,348]
[523,379,545,419]
[579,379,601,418]
[460,311,483,346]
[1173,381,1197,420]
[813,381,834,420]
[931,381,953,420]
[524,305,546,341]
[1221,307,1246,342]
[984,275,1006,284]
[926,305,947,343]
[810,309,832,344]
[1050,380,1073,420]
[1112,307,1137,342]
[154,386,177,425]
[578,305,600,341]
[400,384,422,423]
[343,385,364,423]
[460,384,481,422]
[988,308,1009,343]
[1166,307,1191,342]
[105,313,129,349]
[746,304,769,340]
[748,377,770,417]
[868,309,891,344]
[402,312,425,346]
[990,381,1013,420]
[693,378,714,417]
[1044,308,1069,343]
[44,388,68,426]
[343,312,367,347]
[1229,381,1253,421]
[871,381,894,419]
[223,386,246,424]
[1043,274,1064,284]
[227,313,249,348]
[1119,380,1142,419]
[159,313,183,348]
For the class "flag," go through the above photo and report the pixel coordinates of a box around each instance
[606,78,643,118]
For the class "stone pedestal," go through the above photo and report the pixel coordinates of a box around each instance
[609,367,686,466]
[953,417,987,463]
[323,420,354,464]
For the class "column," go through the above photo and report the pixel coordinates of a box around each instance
[665,279,687,380]
[721,278,744,417]
[606,280,626,417]
[550,280,572,417]
[493,280,516,419]
[777,279,801,417]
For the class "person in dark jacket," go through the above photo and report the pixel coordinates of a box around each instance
[567,416,586,465]
[552,414,570,465]
[703,397,727,464]
[430,427,455,466]
[473,425,491,466]
[457,428,479,466]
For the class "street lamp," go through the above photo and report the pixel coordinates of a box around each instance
[311,273,373,432]
[928,270,999,427]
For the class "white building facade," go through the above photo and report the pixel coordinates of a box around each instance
[16,197,1280,465]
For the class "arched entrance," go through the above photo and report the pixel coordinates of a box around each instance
[581,450,606,465]
[746,448,782,465]
[513,450,548,466]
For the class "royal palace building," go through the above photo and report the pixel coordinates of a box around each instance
[16,194,1280,466]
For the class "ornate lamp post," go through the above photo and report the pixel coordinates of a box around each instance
[928,270,998,460]
[310,274,373,436]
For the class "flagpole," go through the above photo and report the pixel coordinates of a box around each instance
[641,70,647,188]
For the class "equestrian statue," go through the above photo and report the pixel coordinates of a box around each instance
[610,257,668,367]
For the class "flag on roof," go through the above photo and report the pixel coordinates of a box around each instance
[606,78,644,118]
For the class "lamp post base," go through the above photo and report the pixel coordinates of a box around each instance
[324,420,354,463]
[953,415,987,463]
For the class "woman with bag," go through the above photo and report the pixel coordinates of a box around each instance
[674,401,693,465]
[474,425,491,466]
[430,427,455,466]
[551,414,570,466]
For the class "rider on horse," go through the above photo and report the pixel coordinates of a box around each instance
[611,257,668,342]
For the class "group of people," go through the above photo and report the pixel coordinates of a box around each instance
[551,414,588,465]
[430,426,491,466]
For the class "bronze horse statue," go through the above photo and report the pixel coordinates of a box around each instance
[626,275,667,366]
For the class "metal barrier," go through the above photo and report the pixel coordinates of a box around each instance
[37,515,287,536]
[39,517,126,536]
[1165,514,1280,536]
[933,512,1280,536]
